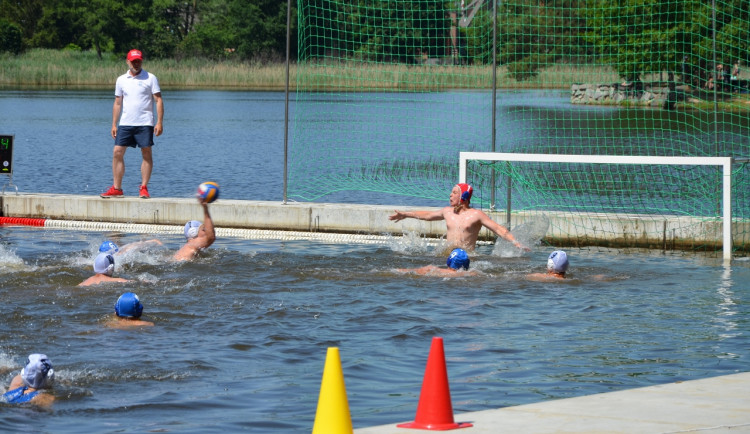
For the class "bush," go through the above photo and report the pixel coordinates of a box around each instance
[0,20,23,55]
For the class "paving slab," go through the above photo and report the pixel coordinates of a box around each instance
[355,372,750,434]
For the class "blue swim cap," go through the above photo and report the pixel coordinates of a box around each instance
[99,241,119,254]
[115,292,144,318]
[94,253,115,276]
[446,248,470,270]
[547,250,569,273]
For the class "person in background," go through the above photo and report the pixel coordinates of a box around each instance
[110,292,154,328]
[397,248,475,277]
[101,49,164,199]
[527,250,569,281]
[173,196,216,261]
[1,354,55,406]
[78,252,131,286]
[389,183,530,252]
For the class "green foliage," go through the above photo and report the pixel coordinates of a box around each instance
[582,0,750,84]
[300,0,448,63]
[1,0,749,86]
[499,0,590,81]
[0,19,23,54]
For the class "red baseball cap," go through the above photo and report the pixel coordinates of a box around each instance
[126,49,143,61]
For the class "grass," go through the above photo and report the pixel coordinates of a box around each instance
[4,49,747,111]
[2,48,625,91]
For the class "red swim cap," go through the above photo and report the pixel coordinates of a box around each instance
[457,183,473,203]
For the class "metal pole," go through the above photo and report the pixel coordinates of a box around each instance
[283,0,292,204]
[712,0,720,215]
[491,0,499,216]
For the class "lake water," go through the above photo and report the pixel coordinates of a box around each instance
[0,226,748,432]
[3,88,747,209]
[1,90,749,432]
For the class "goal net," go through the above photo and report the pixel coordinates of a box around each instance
[288,0,750,254]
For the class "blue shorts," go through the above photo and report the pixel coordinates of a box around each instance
[115,126,154,148]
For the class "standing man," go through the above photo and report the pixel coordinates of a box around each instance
[101,49,164,199]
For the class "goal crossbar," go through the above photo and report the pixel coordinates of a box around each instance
[459,152,734,262]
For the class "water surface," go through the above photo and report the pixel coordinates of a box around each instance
[1,226,748,432]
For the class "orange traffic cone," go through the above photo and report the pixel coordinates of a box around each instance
[397,337,473,430]
[312,347,353,434]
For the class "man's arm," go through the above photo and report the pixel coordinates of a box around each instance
[153,92,164,136]
[201,202,216,247]
[111,96,123,139]
[389,208,446,222]
[118,239,163,255]
[478,212,530,250]
[197,201,216,249]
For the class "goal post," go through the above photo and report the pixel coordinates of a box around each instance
[460,152,735,262]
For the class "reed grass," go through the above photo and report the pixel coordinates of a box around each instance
[2,48,626,91]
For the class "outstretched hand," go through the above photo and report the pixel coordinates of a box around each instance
[515,241,532,252]
[389,210,406,222]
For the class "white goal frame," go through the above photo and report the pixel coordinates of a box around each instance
[459,152,734,262]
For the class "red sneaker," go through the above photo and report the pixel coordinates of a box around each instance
[139,185,150,199]
[100,186,124,198]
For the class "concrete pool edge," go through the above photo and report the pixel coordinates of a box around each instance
[0,192,748,253]
[353,371,750,433]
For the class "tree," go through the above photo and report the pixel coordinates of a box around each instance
[0,19,23,54]
[224,0,295,61]
[583,0,698,84]
[498,0,590,81]
[0,0,44,47]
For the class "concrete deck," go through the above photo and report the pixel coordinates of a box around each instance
[1,193,747,251]
[355,372,750,433]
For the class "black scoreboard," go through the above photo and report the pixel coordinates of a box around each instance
[0,135,13,174]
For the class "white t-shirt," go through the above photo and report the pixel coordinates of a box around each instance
[114,69,161,126]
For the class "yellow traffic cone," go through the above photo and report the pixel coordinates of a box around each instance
[312,347,353,434]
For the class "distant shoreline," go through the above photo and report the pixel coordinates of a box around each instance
[1,48,620,91]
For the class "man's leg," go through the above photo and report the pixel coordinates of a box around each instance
[113,146,127,189]
[140,146,153,187]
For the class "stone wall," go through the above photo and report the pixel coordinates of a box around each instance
[571,82,672,107]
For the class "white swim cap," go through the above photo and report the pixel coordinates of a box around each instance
[184,220,201,239]
[21,354,54,389]
[547,250,569,274]
[94,252,115,276]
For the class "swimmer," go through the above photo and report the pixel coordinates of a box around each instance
[173,196,216,261]
[527,250,569,281]
[398,248,476,277]
[1,354,55,407]
[110,292,154,328]
[78,252,131,286]
[389,183,530,252]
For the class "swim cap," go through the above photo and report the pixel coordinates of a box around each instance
[446,248,470,270]
[94,253,115,276]
[184,220,201,239]
[21,354,54,389]
[547,250,569,274]
[457,183,473,203]
[115,292,144,318]
[99,240,119,254]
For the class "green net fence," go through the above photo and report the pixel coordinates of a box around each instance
[289,0,750,254]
